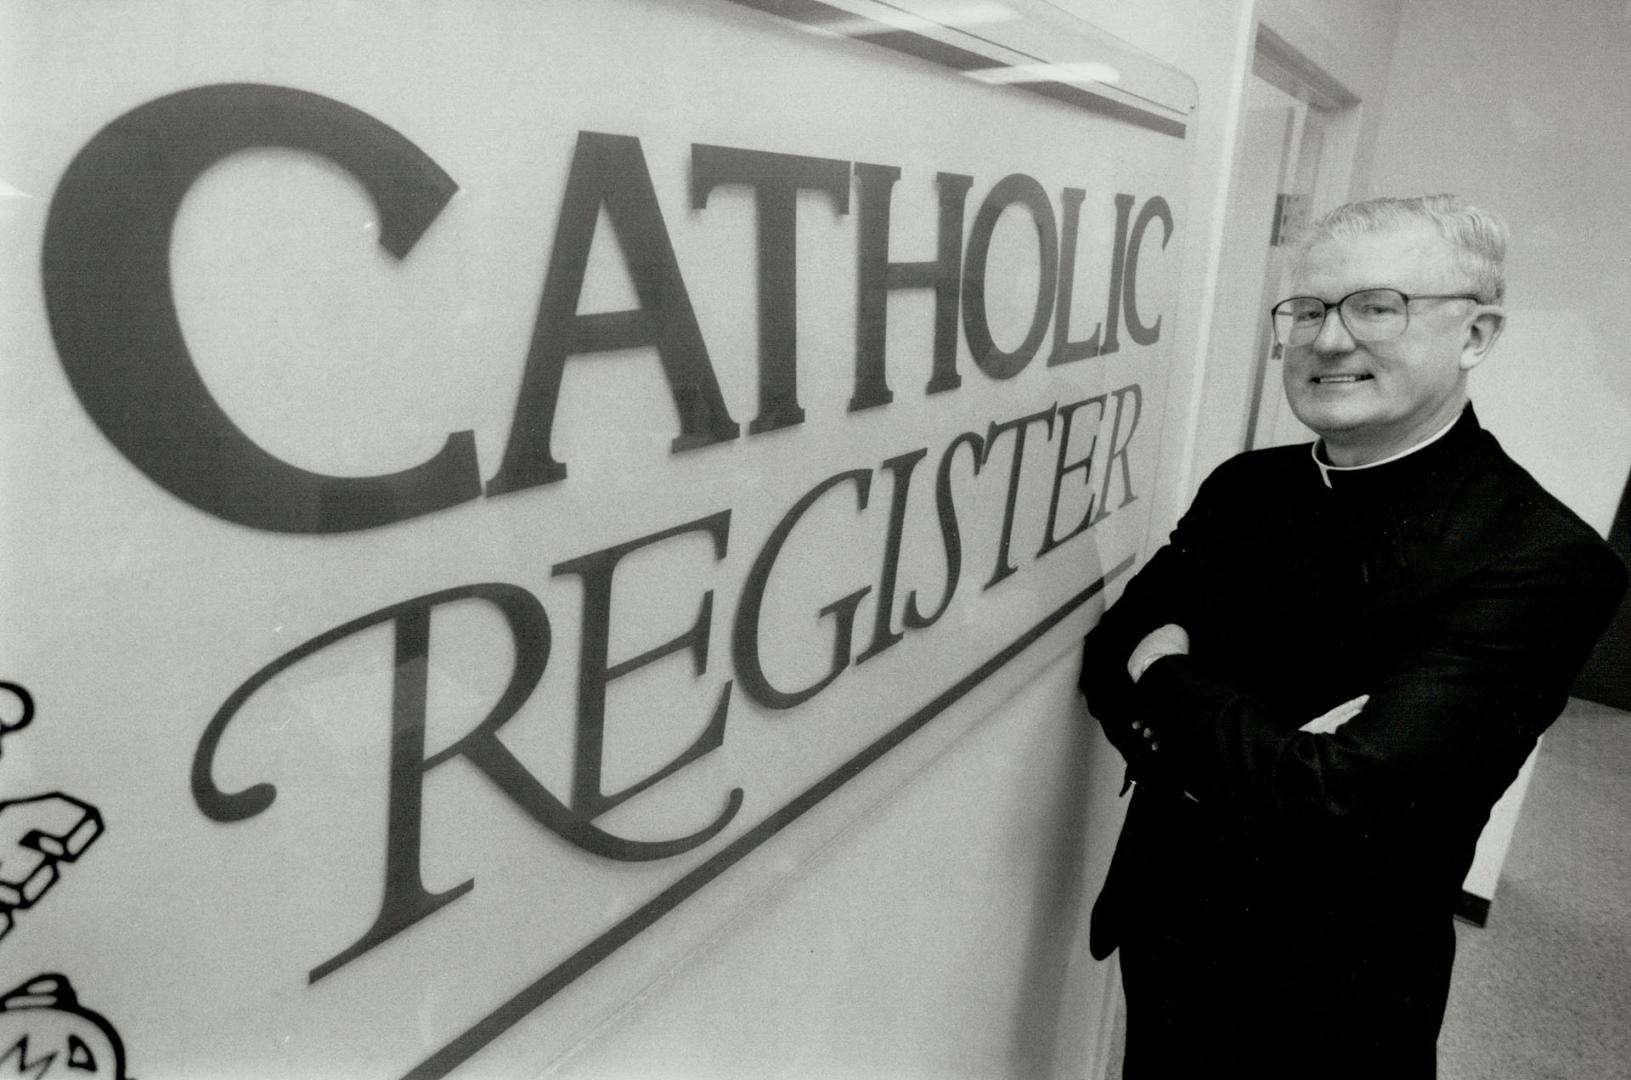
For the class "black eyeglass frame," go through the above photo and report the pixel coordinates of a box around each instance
[1269,288,1487,347]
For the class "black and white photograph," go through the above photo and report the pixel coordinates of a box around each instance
[1,2,1626,1077]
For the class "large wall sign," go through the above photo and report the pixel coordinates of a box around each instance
[0,1,1193,1075]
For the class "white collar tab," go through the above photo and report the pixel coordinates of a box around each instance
[1312,412,1462,489]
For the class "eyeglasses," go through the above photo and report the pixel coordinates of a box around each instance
[1270,288,1483,347]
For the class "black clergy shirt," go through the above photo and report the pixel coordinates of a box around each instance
[1078,405,1626,1066]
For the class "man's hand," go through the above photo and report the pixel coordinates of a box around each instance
[1128,623,1190,683]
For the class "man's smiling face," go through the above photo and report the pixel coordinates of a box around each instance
[1282,223,1499,466]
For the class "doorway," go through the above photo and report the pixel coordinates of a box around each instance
[1188,31,1358,488]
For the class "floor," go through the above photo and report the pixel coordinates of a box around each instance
[1103,697,1631,1080]
[1438,698,1631,1080]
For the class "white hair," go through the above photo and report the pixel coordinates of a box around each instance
[1295,194,1508,305]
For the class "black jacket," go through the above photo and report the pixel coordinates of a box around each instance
[1079,407,1625,1052]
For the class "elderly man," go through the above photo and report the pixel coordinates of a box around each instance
[1079,195,1626,1078]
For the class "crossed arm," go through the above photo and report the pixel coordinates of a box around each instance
[1080,514,1625,830]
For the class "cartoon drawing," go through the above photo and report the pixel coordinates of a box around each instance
[0,684,105,943]
[0,692,127,1073]
[0,684,33,758]
[0,795,103,943]
[0,974,127,1079]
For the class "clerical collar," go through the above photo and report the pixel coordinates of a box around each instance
[1311,412,1463,489]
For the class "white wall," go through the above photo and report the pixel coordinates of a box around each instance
[1367,0,1631,535]
[551,650,1129,1080]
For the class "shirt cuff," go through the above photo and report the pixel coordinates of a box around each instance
[1130,648,1183,685]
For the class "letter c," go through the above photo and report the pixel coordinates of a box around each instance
[1123,196,1173,347]
[42,83,479,533]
